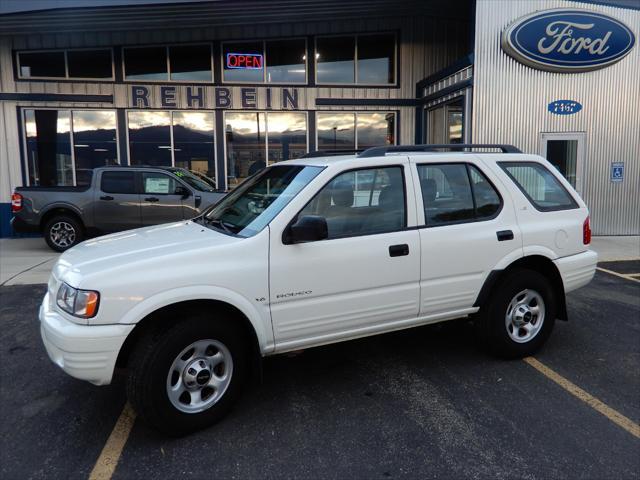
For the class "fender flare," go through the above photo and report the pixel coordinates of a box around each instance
[40,202,85,227]
[118,285,273,353]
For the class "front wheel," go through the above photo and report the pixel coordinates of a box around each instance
[126,316,247,436]
[476,269,556,358]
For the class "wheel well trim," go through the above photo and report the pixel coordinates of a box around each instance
[40,204,85,230]
[118,285,273,353]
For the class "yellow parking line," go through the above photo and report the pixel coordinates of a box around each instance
[523,357,640,439]
[596,267,640,283]
[88,403,136,480]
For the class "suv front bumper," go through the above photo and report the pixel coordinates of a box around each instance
[39,293,134,385]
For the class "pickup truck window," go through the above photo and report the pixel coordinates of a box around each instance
[143,172,177,195]
[101,171,136,194]
[299,166,406,239]
[201,165,323,237]
[499,162,578,212]
[167,168,215,192]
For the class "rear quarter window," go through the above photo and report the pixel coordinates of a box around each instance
[499,162,578,212]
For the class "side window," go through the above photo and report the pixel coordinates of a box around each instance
[417,164,474,226]
[468,165,501,219]
[142,172,177,195]
[499,162,578,211]
[101,171,136,194]
[299,166,406,239]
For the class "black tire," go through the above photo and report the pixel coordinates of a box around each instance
[126,315,248,436]
[43,215,84,252]
[475,268,556,359]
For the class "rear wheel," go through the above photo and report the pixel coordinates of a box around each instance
[476,269,556,358]
[126,315,247,436]
[44,215,84,252]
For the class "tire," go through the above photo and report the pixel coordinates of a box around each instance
[475,268,556,359]
[126,315,248,436]
[44,215,84,252]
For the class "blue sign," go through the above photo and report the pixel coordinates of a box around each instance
[501,9,636,72]
[611,162,624,182]
[548,100,582,115]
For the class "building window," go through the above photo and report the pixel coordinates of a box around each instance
[127,111,216,180]
[225,111,307,187]
[316,112,395,151]
[24,109,118,187]
[222,39,307,84]
[123,44,213,82]
[17,49,113,80]
[316,33,396,85]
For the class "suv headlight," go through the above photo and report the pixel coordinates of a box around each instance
[56,283,100,318]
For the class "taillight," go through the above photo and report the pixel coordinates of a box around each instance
[11,193,22,213]
[583,216,591,245]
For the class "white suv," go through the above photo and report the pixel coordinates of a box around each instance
[39,145,597,435]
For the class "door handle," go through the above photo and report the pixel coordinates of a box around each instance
[496,230,514,241]
[144,197,159,202]
[389,244,409,257]
[99,195,114,201]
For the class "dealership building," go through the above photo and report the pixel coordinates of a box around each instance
[0,0,638,236]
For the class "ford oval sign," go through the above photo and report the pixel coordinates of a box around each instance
[548,100,582,115]
[501,9,635,73]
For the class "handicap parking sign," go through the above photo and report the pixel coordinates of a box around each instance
[611,162,624,182]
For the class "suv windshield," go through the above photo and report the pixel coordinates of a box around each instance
[200,165,323,237]
[167,168,216,192]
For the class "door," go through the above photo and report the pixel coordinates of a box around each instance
[413,159,523,316]
[269,165,421,351]
[540,132,586,195]
[93,170,141,232]
[140,171,185,226]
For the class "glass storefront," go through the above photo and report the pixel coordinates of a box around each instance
[317,112,395,151]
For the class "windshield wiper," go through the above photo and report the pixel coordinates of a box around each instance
[204,217,236,235]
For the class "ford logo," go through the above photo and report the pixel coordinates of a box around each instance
[501,9,635,73]
[548,100,582,115]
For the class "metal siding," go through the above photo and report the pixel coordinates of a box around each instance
[472,0,640,235]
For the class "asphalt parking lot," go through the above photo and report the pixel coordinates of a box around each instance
[1,263,638,480]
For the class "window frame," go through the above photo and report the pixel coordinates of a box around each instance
[415,162,504,228]
[315,111,397,151]
[314,32,398,87]
[16,47,115,81]
[223,110,309,188]
[284,164,409,243]
[122,43,214,83]
[21,107,120,187]
[498,161,580,212]
[220,37,308,85]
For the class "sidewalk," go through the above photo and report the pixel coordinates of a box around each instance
[0,235,638,286]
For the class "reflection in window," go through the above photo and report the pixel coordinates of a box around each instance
[266,39,306,83]
[24,110,72,186]
[357,34,395,84]
[128,111,172,166]
[316,36,355,84]
[222,42,264,83]
[225,112,266,187]
[19,51,66,78]
[124,47,168,80]
[172,111,215,179]
[225,112,309,187]
[317,113,355,150]
[418,164,475,226]
[317,112,395,151]
[72,111,118,186]
[169,44,212,81]
[67,50,113,79]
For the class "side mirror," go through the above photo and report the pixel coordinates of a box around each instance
[175,185,191,199]
[286,215,328,244]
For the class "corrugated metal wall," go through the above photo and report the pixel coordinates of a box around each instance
[0,13,470,202]
[472,0,640,235]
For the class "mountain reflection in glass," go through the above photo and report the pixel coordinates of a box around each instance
[128,111,172,166]
[225,112,267,188]
[317,113,355,150]
[72,111,118,185]
[172,111,215,178]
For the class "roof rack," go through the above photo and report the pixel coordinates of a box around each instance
[301,149,364,158]
[358,144,522,157]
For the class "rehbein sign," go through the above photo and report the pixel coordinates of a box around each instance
[501,9,635,72]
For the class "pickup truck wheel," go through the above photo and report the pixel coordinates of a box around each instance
[477,269,556,358]
[44,215,84,252]
[126,315,247,436]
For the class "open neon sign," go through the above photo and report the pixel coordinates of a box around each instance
[226,53,263,69]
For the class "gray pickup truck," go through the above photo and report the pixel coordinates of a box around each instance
[11,166,225,251]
